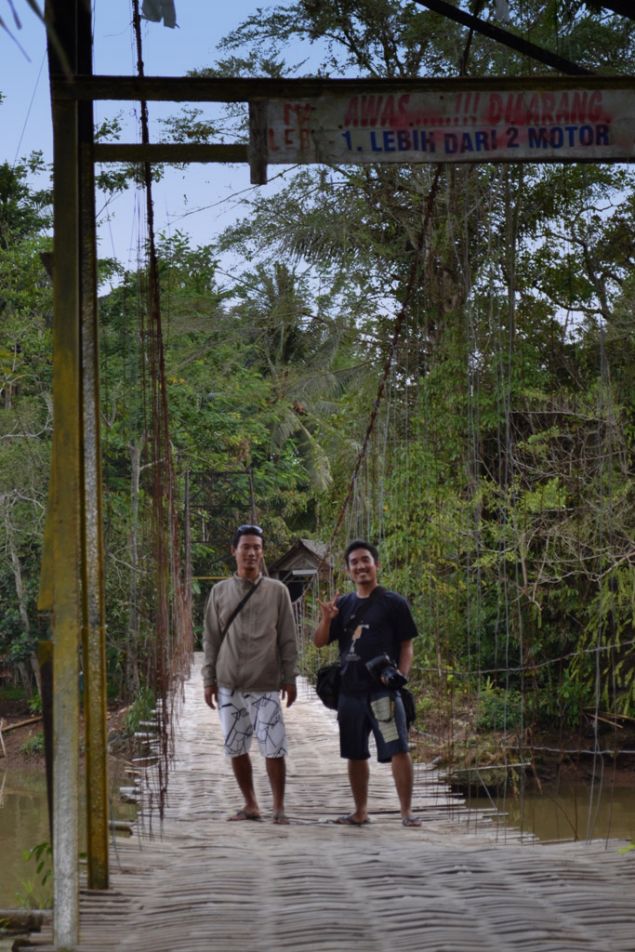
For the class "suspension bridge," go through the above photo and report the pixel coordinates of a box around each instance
[30,4,635,948]
[18,654,634,952]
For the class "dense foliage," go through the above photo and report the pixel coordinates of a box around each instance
[1,2,633,733]
[0,157,52,694]
[206,1,635,727]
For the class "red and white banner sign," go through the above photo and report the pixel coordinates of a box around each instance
[264,87,635,164]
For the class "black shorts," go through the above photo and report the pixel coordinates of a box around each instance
[337,689,409,763]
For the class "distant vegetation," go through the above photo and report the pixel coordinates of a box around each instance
[0,2,633,742]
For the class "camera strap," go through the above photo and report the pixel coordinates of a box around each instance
[342,585,384,670]
[342,585,384,641]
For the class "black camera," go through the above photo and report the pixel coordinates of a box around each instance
[366,653,407,690]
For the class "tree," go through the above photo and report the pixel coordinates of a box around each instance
[0,156,52,693]
[205,0,635,726]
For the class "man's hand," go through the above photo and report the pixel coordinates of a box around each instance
[318,591,340,622]
[204,684,218,709]
[314,591,340,647]
[281,683,297,708]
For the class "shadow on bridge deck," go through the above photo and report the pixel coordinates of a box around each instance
[28,654,634,951]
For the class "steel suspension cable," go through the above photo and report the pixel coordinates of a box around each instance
[326,166,443,559]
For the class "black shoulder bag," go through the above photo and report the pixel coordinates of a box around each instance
[315,661,341,710]
[315,587,383,711]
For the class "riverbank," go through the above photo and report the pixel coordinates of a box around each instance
[0,708,128,769]
[411,696,635,795]
[0,700,137,912]
[0,700,132,769]
[3,690,635,787]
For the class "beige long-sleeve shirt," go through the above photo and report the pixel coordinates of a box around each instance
[202,574,298,690]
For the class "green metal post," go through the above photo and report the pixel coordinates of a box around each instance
[50,86,82,950]
[78,0,109,891]
[46,0,82,945]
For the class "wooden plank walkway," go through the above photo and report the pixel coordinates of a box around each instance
[29,654,634,951]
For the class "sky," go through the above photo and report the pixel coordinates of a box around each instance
[1,1,310,278]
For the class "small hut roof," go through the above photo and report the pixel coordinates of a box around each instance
[268,538,332,574]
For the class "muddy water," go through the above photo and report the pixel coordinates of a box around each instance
[0,763,136,907]
[467,780,635,843]
[0,766,50,907]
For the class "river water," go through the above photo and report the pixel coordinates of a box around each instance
[467,778,635,843]
[0,765,50,907]
[0,762,136,908]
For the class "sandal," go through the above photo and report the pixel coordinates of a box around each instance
[227,809,262,821]
[272,812,290,825]
[335,814,371,826]
[402,815,422,828]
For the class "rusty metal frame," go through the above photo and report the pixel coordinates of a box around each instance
[56,73,635,185]
[412,0,593,76]
[43,2,109,949]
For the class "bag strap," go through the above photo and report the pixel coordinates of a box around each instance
[342,585,384,635]
[220,576,263,642]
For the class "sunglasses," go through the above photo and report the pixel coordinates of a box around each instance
[236,524,263,536]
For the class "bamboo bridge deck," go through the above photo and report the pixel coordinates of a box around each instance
[28,654,634,951]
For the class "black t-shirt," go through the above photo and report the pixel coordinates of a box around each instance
[328,587,418,694]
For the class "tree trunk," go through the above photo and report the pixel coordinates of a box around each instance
[6,517,34,697]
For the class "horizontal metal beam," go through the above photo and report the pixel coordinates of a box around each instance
[94,143,248,163]
[412,0,592,76]
[599,0,635,20]
[53,73,635,104]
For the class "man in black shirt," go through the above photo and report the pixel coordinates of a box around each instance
[314,540,422,827]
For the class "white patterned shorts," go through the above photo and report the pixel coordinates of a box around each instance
[217,687,288,759]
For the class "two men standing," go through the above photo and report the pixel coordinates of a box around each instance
[203,529,420,827]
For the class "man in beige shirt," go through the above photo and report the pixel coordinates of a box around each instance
[203,524,298,824]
